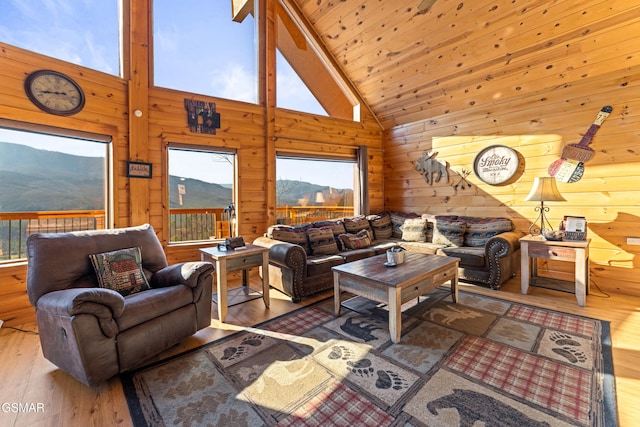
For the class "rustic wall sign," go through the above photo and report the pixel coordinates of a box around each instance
[127,161,152,179]
[473,145,520,185]
[184,99,221,134]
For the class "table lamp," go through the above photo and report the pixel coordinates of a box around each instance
[524,177,566,235]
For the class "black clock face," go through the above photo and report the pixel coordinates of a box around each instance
[24,70,85,116]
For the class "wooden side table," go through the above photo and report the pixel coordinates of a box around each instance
[519,234,590,306]
[200,243,270,322]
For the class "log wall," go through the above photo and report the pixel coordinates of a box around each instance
[384,1,640,297]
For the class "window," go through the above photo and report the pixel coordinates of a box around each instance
[276,49,327,116]
[153,0,258,103]
[276,156,356,225]
[167,145,236,243]
[276,1,358,120]
[0,1,120,76]
[0,126,111,262]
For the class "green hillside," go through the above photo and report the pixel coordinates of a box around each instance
[0,142,353,212]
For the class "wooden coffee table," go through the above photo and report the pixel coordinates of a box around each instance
[333,252,459,343]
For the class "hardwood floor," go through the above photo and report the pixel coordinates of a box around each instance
[1,273,639,426]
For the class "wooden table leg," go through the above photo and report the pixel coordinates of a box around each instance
[333,271,342,316]
[575,247,587,307]
[388,287,402,344]
[261,252,270,308]
[216,260,228,322]
[521,242,530,295]
[451,265,459,303]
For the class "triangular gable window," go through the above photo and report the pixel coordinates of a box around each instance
[275,1,357,121]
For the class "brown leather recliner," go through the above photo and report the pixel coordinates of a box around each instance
[26,224,214,386]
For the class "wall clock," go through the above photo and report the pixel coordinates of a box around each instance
[24,70,86,116]
[473,145,521,185]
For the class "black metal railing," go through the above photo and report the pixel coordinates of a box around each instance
[169,208,225,242]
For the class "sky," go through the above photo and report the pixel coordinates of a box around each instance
[0,0,352,189]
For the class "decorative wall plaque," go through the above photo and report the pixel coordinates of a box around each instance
[184,99,221,134]
[473,145,520,185]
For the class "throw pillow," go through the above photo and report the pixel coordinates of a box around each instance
[306,227,339,255]
[89,247,150,297]
[312,220,347,250]
[271,226,312,254]
[368,212,393,240]
[343,215,374,240]
[401,217,428,242]
[389,211,419,238]
[462,217,514,247]
[338,229,372,250]
[432,217,467,247]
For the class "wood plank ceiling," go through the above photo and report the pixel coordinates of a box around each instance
[292,0,596,130]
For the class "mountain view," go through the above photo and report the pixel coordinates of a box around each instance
[0,142,353,212]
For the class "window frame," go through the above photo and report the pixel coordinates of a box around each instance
[164,142,238,245]
[0,120,113,264]
[275,151,360,224]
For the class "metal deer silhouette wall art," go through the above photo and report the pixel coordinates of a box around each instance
[414,151,449,185]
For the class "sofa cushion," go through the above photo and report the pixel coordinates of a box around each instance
[370,240,400,255]
[398,241,442,254]
[343,215,373,239]
[368,212,393,239]
[432,217,467,247]
[402,217,429,242]
[312,220,347,250]
[389,211,419,238]
[339,229,373,250]
[271,225,311,254]
[312,220,346,235]
[306,254,345,277]
[437,246,486,268]
[340,248,377,262]
[306,227,339,255]
[90,247,151,297]
[460,217,514,247]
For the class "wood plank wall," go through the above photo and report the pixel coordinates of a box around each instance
[383,0,640,297]
[0,1,383,326]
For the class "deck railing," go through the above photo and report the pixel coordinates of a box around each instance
[275,205,354,225]
[0,205,355,261]
[169,208,228,242]
[0,211,105,262]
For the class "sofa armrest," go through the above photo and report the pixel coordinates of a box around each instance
[36,288,125,337]
[484,230,525,288]
[485,230,524,257]
[253,236,308,301]
[253,236,307,272]
[151,262,214,289]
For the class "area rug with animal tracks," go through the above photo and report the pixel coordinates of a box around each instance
[121,288,617,426]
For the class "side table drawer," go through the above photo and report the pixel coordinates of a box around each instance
[528,244,576,261]
[226,253,264,271]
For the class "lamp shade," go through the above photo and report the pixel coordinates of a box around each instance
[524,177,567,202]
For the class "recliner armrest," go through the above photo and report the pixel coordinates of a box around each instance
[36,288,125,337]
[151,262,214,289]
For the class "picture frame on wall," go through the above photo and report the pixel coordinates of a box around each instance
[127,161,152,179]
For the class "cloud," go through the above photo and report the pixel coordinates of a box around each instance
[211,63,257,104]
